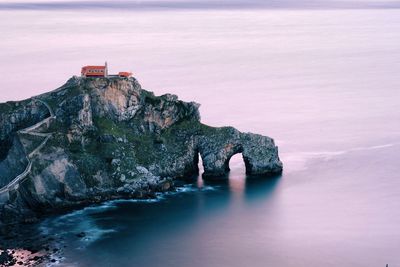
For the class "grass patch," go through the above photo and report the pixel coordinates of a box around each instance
[92,116,158,166]
[141,90,161,106]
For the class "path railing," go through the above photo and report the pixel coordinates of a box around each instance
[0,98,55,195]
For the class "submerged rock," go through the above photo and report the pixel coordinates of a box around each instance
[0,76,282,224]
[76,232,86,238]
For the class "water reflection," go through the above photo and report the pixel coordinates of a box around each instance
[206,152,282,202]
[244,174,281,204]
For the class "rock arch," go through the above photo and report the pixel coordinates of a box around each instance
[197,127,282,178]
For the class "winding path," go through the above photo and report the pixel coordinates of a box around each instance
[0,99,55,194]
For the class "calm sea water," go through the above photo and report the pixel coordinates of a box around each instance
[1,4,400,267]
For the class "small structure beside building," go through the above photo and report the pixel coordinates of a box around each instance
[81,62,132,78]
[118,71,132,78]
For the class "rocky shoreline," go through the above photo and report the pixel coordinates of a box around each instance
[0,177,187,267]
[0,225,62,267]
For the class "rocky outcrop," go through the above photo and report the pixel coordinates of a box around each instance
[0,137,28,187]
[0,76,282,224]
[197,128,282,177]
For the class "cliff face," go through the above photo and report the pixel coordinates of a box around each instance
[0,76,282,224]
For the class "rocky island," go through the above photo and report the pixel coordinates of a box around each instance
[0,76,282,225]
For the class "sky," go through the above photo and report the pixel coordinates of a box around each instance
[0,0,399,10]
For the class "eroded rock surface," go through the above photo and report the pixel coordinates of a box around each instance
[0,76,282,224]
[197,128,282,177]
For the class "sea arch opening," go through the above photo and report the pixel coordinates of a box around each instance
[225,152,247,195]
[225,152,246,175]
[196,142,256,178]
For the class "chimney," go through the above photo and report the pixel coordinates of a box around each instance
[105,61,108,77]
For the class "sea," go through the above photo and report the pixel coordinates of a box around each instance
[0,1,400,266]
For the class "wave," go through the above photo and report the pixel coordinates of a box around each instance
[39,182,218,249]
[283,142,400,173]
[174,184,217,193]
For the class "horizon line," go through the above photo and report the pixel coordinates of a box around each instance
[1,0,400,11]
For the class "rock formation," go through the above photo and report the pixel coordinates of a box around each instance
[0,76,282,224]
